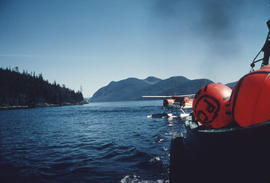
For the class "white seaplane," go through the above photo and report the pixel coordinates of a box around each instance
[142,94,195,119]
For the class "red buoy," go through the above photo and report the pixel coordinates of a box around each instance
[230,65,270,127]
[193,83,232,128]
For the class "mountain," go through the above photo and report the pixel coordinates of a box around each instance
[90,77,159,102]
[143,76,162,85]
[226,81,237,89]
[90,76,213,102]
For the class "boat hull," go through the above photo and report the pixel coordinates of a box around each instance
[170,121,270,183]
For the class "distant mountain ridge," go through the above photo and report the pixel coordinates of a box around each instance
[90,76,214,102]
[143,76,162,85]
[226,81,237,89]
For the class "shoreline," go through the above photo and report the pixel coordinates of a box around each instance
[0,100,89,111]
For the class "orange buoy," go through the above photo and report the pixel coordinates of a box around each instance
[230,65,270,127]
[193,83,232,128]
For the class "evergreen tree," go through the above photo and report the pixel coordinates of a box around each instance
[0,67,84,107]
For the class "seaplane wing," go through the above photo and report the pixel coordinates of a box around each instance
[142,94,195,98]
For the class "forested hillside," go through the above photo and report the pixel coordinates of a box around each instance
[0,67,84,108]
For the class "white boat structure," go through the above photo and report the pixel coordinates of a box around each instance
[143,94,194,119]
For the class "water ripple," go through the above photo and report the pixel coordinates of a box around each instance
[0,101,184,183]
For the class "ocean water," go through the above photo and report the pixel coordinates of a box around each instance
[0,100,186,183]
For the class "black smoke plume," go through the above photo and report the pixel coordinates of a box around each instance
[152,0,270,57]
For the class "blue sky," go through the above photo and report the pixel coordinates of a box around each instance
[0,0,269,97]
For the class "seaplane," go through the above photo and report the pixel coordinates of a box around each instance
[142,94,195,119]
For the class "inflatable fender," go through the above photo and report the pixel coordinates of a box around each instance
[193,83,233,129]
[230,65,270,127]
